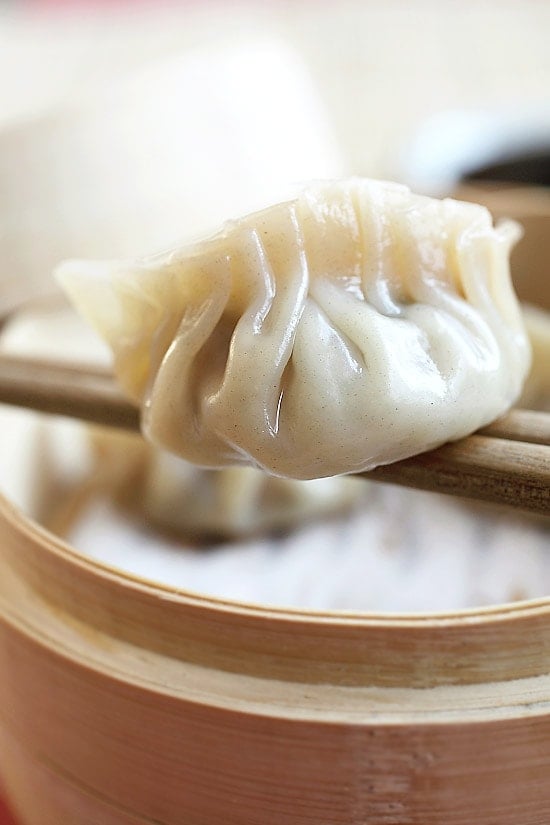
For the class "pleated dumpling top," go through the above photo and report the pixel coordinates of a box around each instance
[58,179,530,479]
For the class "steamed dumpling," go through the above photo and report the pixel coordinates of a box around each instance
[57,178,530,480]
[89,429,363,539]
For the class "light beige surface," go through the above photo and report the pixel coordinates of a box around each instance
[0,34,343,316]
[1,0,549,177]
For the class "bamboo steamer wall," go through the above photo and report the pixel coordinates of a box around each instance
[0,194,548,824]
[2,495,550,825]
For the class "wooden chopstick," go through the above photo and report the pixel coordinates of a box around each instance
[0,355,140,432]
[479,409,550,446]
[367,433,549,515]
[0,355,548,515]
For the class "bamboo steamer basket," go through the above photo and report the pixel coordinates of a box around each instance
[1,500,550,825]
[0,84,550,820]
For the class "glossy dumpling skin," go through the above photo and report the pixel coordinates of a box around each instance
[57,179,531,479]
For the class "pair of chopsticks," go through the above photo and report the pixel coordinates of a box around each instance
[0,354,548,516]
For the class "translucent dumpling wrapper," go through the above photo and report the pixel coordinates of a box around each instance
[57,178,531,480]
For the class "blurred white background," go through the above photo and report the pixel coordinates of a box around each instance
[0,0,549,179]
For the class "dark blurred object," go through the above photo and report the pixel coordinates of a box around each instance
[464,151,550,187]
[402,109,550,196]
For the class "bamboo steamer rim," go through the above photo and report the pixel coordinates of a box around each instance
[2,489,550,711]
[3,497,550,825]
[4,490,550,624]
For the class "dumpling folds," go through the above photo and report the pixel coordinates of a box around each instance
[57,178,530,480]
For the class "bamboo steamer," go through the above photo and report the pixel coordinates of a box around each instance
[2,495,550,825]
[0,188,548,824]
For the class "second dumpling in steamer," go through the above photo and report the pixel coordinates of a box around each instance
[58,178,530,479]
